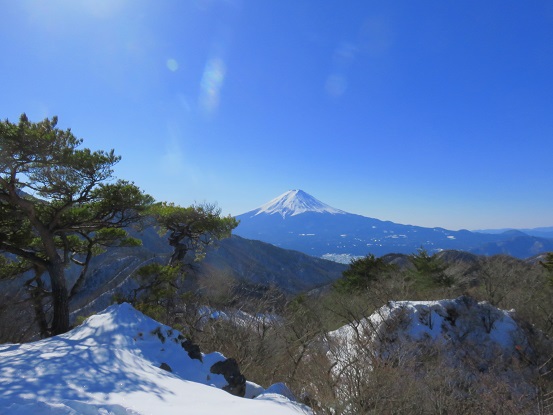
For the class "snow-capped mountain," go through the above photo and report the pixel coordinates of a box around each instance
[252,189,346,218]
[234,190,553,260]
[0,303,312,415]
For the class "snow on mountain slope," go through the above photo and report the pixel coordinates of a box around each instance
[327,296,535,398]
[0,303,312,415]
[321,297,547,413]
[329,297,524,361]
[252,189,346,218]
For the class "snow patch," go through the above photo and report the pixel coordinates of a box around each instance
[321,253,363,264]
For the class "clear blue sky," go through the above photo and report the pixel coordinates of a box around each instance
[2,0,553,230]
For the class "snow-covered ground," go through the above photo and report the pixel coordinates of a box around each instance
[328,297,527,369]
[331,297,523,347]
[327,296,536,397]
[0,303,312,415]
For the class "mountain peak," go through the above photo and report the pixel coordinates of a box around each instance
[254,189,346,218]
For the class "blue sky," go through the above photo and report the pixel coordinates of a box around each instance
[2,0,553,230]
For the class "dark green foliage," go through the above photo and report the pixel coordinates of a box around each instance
[335,254,396,293]
[130,202,238,325]
[540,252,553,285]
[0,255,30,279]
[0,114,153,335]
[409,248,454,289]
[149,202,238,265]
[132,263,184,323]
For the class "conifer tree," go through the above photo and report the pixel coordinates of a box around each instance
[409,247,453,288]
[131,202,238,321]
[335,253,396,293]
[0,114,153,335]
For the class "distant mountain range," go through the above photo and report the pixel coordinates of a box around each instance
[234,190,553,260]
[199,235,346,294]
[475,227,553,239]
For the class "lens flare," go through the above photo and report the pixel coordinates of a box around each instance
[199,57,226,114]
[166,58,179,72]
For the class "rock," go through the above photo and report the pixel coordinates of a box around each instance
[159,362,172,372]
[210,358,246,397]
[181,339,202,362]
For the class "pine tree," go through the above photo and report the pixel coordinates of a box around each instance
[335,254,396,293]
[0,114,153,335]
[131,202,238,321]
[409,247,453,289]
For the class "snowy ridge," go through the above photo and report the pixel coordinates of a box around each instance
[324,297,542,411]
[327,296,530,383]
[0,303,312,415]
[330,297,523,355]
[253,189,346,218]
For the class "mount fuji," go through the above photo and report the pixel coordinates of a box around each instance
[234,190,553,260]
[253,189,346,217]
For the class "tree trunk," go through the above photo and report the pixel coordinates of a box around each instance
[30,284,50,338]
[48,261,70,335]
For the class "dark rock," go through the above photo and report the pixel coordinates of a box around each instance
[210,358,246,397]
[181,339,202,362]
[457,294,477,309]
[159,362,172,372]
[445,307,459,326]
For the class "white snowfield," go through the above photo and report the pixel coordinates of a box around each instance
[253,189,346,218]
[0,303,312,415]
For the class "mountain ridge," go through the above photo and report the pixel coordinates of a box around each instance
[234,190,553,259]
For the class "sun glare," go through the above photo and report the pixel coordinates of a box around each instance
[166,58,179,72]
[199,57,226,114]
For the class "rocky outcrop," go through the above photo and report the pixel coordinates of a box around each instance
[159,362,172,372]
[210,358,246,397]
[181,339,202,362]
